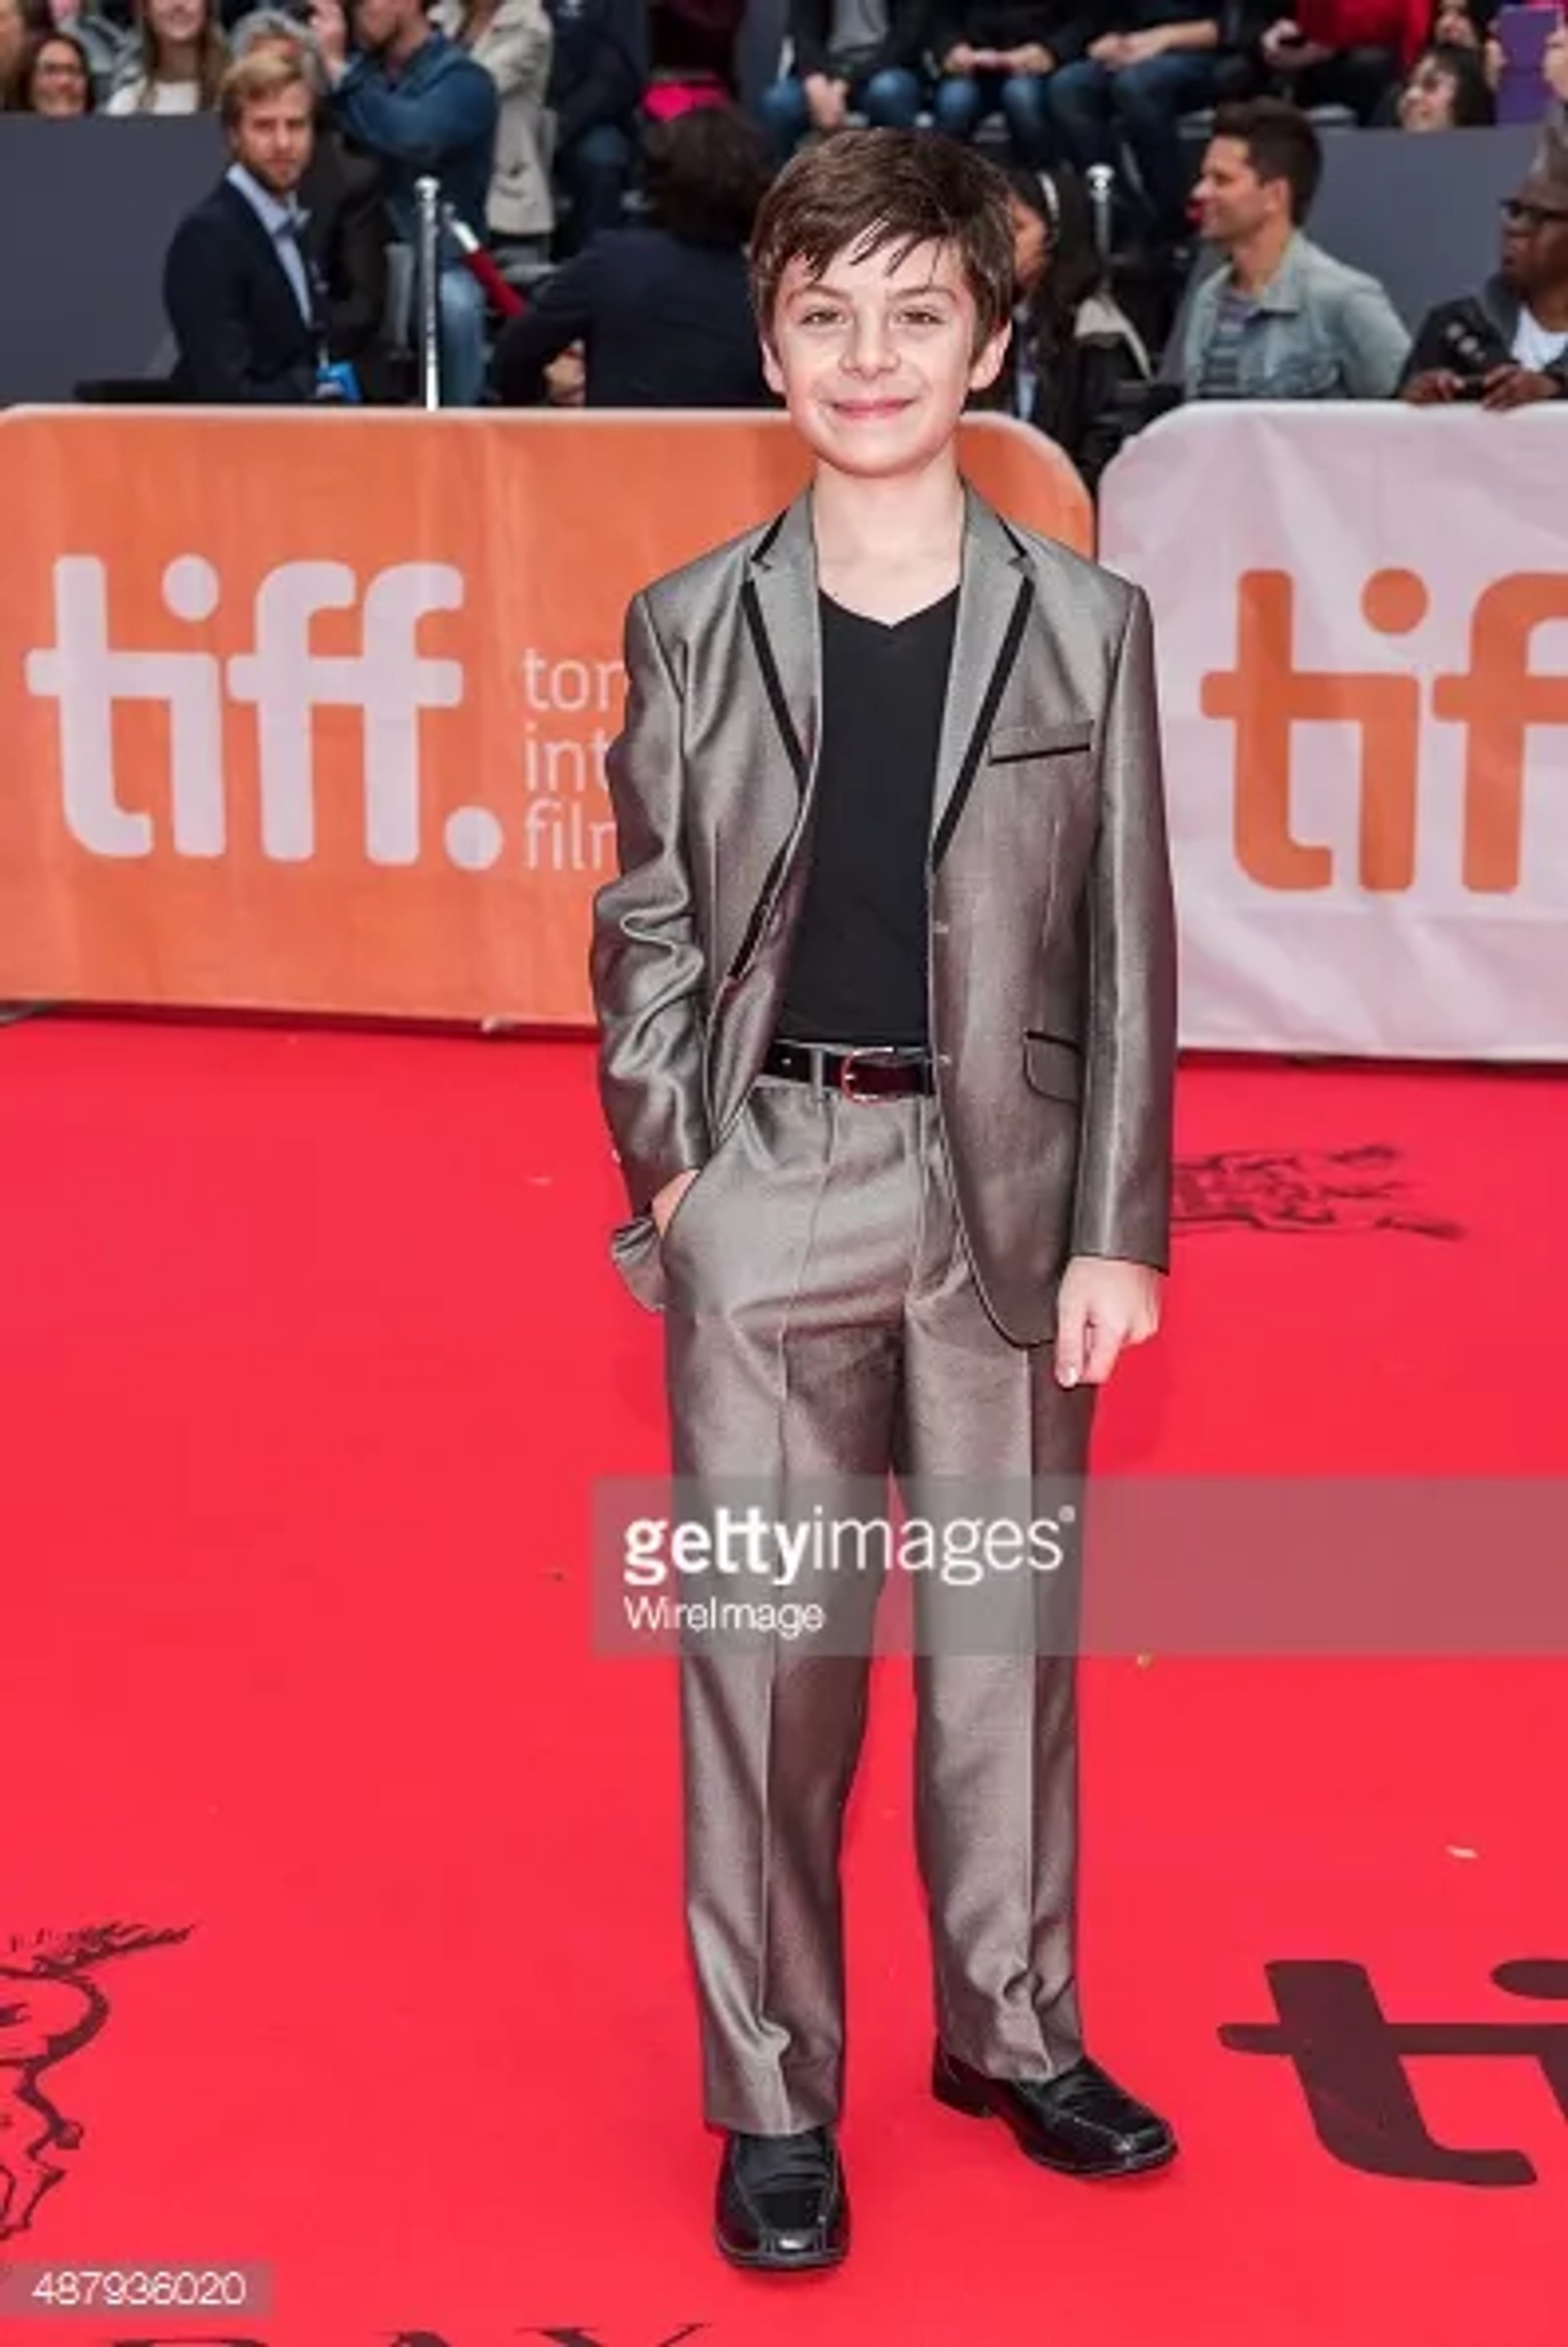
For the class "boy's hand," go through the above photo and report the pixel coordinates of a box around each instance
[1054,1256,1161,1387]
[652,1168,699,1237]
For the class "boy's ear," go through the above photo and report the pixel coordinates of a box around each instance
[969,315,1012,394]
[761,333,786,398]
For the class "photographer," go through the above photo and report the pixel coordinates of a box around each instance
[1400,131,1568,408]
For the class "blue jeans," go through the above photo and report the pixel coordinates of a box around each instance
[439,261,488,406]
[758,66,923,160]
[929,69,1054,166]
[1046,53,1217,234]
[557,119,635,249]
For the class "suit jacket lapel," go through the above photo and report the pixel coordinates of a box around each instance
[930,485,1036,862]
[220,179,318,341]
[741,489,819,799]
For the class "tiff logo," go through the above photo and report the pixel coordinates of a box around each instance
[1201,568,1568,893]
[108,2329,710,2345]
[24,556,463,863]
[1222,1958,1568,2184]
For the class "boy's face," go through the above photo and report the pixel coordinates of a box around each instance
[764,239,1008,481]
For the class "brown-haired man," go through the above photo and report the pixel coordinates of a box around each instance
[164,53,326,404]
[592,126,1178,2272]
[1178,96,1409,399]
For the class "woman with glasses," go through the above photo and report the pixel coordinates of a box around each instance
[1399,130,1568,408]
[16,24,96,102]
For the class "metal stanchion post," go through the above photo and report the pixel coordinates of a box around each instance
[1085,164,1116,265]
[414,174,443,411]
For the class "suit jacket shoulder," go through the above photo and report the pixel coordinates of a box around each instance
[169,181,278,277]
[1000,516,1141,639]
[634,509,782,642]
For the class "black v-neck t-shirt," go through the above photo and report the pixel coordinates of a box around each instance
[776,587,960,1049]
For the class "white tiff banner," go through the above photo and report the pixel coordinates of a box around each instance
[1098,404,1568,1060]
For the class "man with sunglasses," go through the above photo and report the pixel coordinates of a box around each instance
[1400,128,1568,408]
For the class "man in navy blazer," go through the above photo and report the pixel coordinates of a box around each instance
[164,50,330,404]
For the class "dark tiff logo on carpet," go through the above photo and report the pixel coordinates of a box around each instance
[1174,1145,1463,1239]
[1223,1958,1568,2183]
[0,1920,192,2239]
[391,2332,710,2345]
[101,2331,712,2345]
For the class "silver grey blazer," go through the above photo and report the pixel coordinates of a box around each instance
[590,481,1178,1349]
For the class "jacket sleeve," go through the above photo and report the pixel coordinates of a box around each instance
[1398,300,1458,386]
[590,591,712,1216]
[319,153,390,363]
[788,0,835,78]
[1335,276,1413,399]
[929,0,970,62]
[1069,584,1178,1273]
[335,53,497,167]
[879,0,935,66]
[491,248,598,402]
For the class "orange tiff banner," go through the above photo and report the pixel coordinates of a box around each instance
[0,409,1092,1025]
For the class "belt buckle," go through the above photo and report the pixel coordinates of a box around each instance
[840,1050,891,1101]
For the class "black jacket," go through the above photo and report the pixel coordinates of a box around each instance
[163,179,319,404]
[1071,0,1222,33]
[789,0,933,77]
[1403,275,1568,396]
[300,129,392,397]
[933,0,1089,59]
[493,225,772,407]
[546,0,646,144]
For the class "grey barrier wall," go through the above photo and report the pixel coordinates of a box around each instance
[0,117,224,408]
[0,114,1548,408]
[1306,124,1543,330]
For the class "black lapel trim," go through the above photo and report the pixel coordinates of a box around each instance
[931,576,1034,869]
[740,576,807,792]
[724,570,811,985]
[751,510,788,564]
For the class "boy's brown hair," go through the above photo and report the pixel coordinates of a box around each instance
[748,127,1018,355]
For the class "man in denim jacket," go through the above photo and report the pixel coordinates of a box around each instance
[1175,96,1409,399]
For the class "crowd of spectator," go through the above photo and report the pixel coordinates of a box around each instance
[2,0,1566,471]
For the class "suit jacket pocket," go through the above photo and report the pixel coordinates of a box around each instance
[1022,1033,1083,1104]
[990,719,1095,765]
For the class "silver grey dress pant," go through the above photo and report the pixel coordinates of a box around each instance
[662,1069,1095,2135]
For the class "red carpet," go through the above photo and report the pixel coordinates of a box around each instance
[2,1015,1565,2346]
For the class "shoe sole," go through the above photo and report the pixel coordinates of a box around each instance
[714,2230,849,2273]
[933,2077,1179,2179]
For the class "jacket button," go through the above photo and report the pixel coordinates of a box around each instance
[932,918,950,937]
[937,1052,952,1069]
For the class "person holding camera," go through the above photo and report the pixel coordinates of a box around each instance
[1400,129,1568,408]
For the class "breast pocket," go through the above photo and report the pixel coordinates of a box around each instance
[1258,347,1339,400]
[1022,1032,1083,1103]
[988,719,1096,766]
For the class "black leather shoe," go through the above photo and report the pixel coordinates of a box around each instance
[715,2126,849,2270]
[933,2047,1178,2177]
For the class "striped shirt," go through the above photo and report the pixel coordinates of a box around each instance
[1197,283,1258,399]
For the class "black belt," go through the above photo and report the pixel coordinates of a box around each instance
[763,1040,934,1098]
